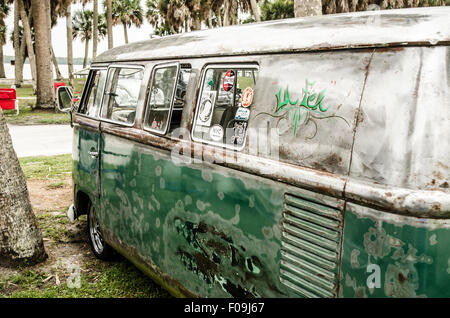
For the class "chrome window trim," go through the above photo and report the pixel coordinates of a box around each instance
[98,64,145,127]
[143,62,181,135]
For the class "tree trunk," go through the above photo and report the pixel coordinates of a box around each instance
[223,0,230,26]
[250,0,261,22]
[51,46,63,81]
[14,0,23,87]
[0,46,5,78]
[92,0,98,58]
[0,109,47,267]
[32,0,55,109]
[18,38,26,85]
[18,0,36,92]
[294,0,323,17]
[66,4,74,88]
[106,0,113,49]
[83,39,89,69]
[123,23,129,44]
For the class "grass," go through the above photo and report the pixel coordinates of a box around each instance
[19,154,72,181]
[0,153,172,298]
[0,260,171,298]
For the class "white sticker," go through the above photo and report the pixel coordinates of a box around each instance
[235,107,250,121]
[209,125,224,141]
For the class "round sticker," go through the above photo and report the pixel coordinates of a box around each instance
[209,125,224,141]
[241,87,254,107]
[222,70,235,92]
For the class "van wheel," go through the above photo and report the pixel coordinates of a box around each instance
[88,204,114,260]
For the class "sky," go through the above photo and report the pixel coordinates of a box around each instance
[3,0,155,59]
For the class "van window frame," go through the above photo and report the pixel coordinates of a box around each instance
[143,62,181,136]
[191,63,259,151]
[76,67,107,119]
[99,63,145,127]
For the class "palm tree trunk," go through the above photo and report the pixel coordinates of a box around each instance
[0,109,47,267]
[223,0,230,26]
[294,0,323,17]
[250,0,261,22]
[18,0,36,92]
[123,23,129,44]
[31,0,55,109]
[51,46,63,81]
[92,0,98,58]
[0,45,5,78]
[106,0,113,49]
[83,39,89,69]
[66,3,74,87]
[13,0,23,87]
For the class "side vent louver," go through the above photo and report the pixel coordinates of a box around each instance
[280,193,343,298]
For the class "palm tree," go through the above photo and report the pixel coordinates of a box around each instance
[73,9,107,68]
[0,109,47,266]
[32,0,56,108]
[108,0,144,44]
[0,1,10,79]
[106,0,113,48]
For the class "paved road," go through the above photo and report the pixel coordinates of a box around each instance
[8,124,73,158]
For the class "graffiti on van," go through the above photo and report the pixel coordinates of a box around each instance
[257,80,349,138]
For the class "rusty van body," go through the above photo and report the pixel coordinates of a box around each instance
[64,8,450,297]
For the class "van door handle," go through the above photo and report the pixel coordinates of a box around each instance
[88,150,99,158]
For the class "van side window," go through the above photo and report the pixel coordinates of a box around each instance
[77,69,107,117]
[192,67,258,148]
[144,64,190,134]
[100,67,143,125]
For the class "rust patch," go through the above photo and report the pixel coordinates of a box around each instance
[440,182,449,189]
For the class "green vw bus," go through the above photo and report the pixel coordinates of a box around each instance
[57,7,450,297]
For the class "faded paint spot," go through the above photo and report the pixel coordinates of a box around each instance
[351,249,360,268]
[155,166,162,176]
[249,195,255,208]
[447,259,450,274]
[429,234,437,246]
[345,273,367,298]
[129,179,136,187]
[185,195,192,206]
[160,177,166,189]
[196,200,207,211]
[364,227,393,260]
[262,227,273,239]
[230,204,240,225]
[151,195,161,211]
[201,170,213,182]
[218,192,225,200]
[156,217,160,229]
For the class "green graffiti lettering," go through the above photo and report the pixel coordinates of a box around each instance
[256,79,350,138]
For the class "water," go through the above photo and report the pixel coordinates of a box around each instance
[3,62,85,80]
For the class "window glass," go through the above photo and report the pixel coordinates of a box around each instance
[100,67,143,125]
[144,65,179,134]
[192,67,258,148]
[77,69,106,117]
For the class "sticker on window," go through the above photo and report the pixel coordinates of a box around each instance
[197,91,216,127]
[209,124,224,141]
[235,107,250,121]
[241,87,254,108]
[222,70,235,92]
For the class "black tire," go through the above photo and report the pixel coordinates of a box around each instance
[87,203,114,260]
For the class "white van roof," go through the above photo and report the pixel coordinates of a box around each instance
[95,7,450,63]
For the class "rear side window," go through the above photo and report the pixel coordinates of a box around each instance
[77,69,107,117]
[192,66,258,149]
[100,66,143,125]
